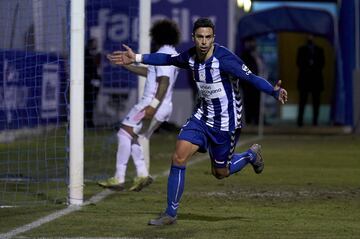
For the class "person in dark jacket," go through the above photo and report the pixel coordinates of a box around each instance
[241,37,261,125]
[84,38,101,128]
[296,34,325,127]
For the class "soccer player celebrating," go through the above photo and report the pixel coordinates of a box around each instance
[107,18,288,224]
[98,19,180,192]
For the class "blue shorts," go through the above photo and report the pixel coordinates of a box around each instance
[178,116,241,168]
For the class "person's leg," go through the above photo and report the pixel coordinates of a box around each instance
[228,152,253,174]
[98,101,147,190]
[115,126,134,183]
[208,129,238,179]
[229,144,263,174]
[130,139,148,178]
[166,140,198,216]
[209,129,263,178]
[312,92,321,126]
[129,137,154,192]
[148,140,198,225]
[113,103,146,181]
[149,118,205,226]
[297,90,308,127]
[130,117,164,191]
[212,147,263,177]
[84,93,94,128]
[97,125,134,190]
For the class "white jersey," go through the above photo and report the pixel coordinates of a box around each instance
[141,45,179,105]
[122,45,179,133]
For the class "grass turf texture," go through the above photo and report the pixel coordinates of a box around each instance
[1,133,359,238]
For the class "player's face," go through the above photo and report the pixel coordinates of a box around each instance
[193,27,215,56]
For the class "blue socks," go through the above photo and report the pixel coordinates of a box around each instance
[165,165,186,217]
[228,150,255,175]
[164,150,255,217]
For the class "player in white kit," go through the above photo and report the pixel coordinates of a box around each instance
[98,19,180,191]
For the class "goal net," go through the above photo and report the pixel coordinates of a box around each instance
[0,0,70,205]
[0,0,141,206]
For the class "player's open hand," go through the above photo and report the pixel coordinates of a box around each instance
[274,80,288,104]
[107,44,136,65]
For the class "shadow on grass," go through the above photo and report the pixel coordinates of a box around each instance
[139,211,250,222]
[178,212,250,222]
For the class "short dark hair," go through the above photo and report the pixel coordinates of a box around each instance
[192,17,215,35]
[150,19,180,46]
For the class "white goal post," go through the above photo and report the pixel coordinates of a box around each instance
[138,0,151,171]
[69,0,85,205]
[69,0,151,205]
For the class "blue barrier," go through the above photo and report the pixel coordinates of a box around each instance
[0,50,67,131]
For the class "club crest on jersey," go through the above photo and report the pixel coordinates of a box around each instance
[200,72,206,81]
[242,64,252,75]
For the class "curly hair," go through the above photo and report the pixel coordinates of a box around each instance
[150,19,181,46]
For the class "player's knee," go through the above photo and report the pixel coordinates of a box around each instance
[212,172,226,180]
[171,152,187,166]
[212,169,229,180]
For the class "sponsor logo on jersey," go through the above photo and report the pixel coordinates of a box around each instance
[196,82,226,99]
[199,72,206,81]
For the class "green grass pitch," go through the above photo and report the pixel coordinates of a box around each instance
[1,132,360,238]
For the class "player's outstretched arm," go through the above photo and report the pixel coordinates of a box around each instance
[122,64,147,77]
[274,80,288,104]
[109,44,189,68]
[107,44,137,65]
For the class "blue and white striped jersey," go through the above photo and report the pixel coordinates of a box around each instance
[142,43,277,131]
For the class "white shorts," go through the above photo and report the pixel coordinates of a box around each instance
[122,99,173,134]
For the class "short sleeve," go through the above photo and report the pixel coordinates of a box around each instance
[155,65,176,77]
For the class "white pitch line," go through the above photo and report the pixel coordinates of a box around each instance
[0,190,114,239]
[13,237,148,239]
[0,136,261,239]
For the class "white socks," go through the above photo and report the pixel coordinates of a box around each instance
[131,143,149,178]
[115,128,132,183]
[115,128,149,183]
